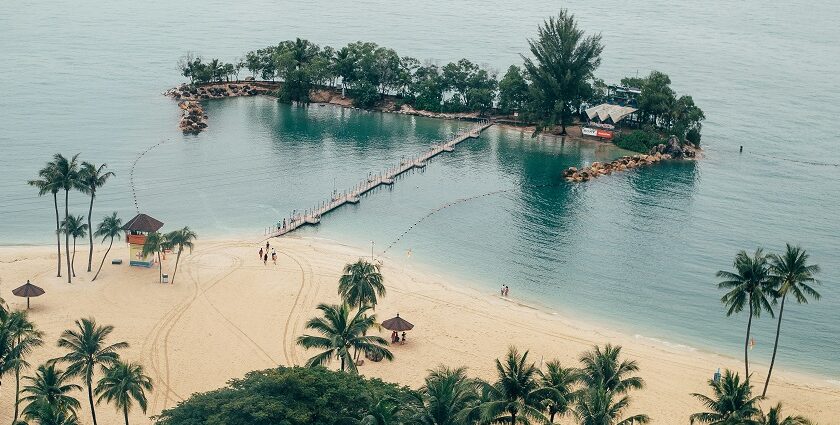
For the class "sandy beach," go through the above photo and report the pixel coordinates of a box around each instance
[1,236,837,424]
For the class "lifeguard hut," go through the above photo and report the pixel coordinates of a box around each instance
[122,213,164,267]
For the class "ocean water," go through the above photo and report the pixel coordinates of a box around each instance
[1,0,839,379]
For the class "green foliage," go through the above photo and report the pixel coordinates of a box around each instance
[338,260,385,309]
[178,53,239,84]
[690,370,762,424]
[95,360,154,424]
[686,128,701,147]
[350,79,381,109]
[154,366,412,425]
[629,71,705,143]
[613,130,664,153]
[498,65,529,114]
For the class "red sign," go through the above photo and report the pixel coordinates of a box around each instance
[596,129,613,139]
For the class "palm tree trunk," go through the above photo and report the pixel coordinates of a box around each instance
[124,405,130,425]
[511,412,516,425]
[54,193,62,277]
[65,189,72,283]
[549,410,556,423]
[87,380,99,425]
[170,248,182,285]
[72,237,77,277]
[87,194,94,272]
[762,294,786,397]
[92,237,114,281]
[12,364,21,424]
[158,251,163,283]
[745,301,753,378]
[341,357,345,372]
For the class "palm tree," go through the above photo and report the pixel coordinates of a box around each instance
[61,215,88,278]
[4,310,44,424]
[56,317,129,425]
[92,212,123,281]
[21,363,82,419]
[77,162,114,273]
[522,11,603,135]
[759,403,812,425]
[164,227,197,285]
[22,401,80,425]
[716,249,775,378]
[338,260,386,309]
[141,232,166,283]
[763,244,821,397]
[574,385,649,425]
[52,153,82,283]
[478,346,551,424]
[28,162,63,277]
[353,397,403,425]
[579,345,644,395]
[95,360,153,425]
[539,360,580,423]
[407,365,480,425]
[296,303,393,373]
[690,369,763,424]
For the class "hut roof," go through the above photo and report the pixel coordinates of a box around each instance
[585,104,638,124]
[122,213,164,233]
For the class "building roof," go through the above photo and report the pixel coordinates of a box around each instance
[122,213,164,233]
[585,104,638,123]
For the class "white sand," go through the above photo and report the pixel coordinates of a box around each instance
[1,237,837,424]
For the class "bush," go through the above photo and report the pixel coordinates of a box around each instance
[614,130,664,153]
[154,367,412,425]
[685,128,701,147]
[350,80,381,109]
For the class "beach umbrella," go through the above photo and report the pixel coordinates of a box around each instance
[381,313,414,332]
[12,280,45,309]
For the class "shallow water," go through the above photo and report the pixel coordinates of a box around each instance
[1,0,839,379]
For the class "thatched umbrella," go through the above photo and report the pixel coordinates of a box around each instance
[381,313,414,332]
[12,280,45,309]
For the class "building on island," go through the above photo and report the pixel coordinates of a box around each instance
[581,103,639,140]
[122,213,164,267]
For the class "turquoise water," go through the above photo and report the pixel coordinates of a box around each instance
[1,0,839,380]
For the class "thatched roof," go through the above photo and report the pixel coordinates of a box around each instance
[585,104,638,124]
[122,213,164,233]
[381,314,414,331]
[12,281,45,297]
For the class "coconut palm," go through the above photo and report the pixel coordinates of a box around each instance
[352,396,403,425]
[338,260,386,309]
[539,360,580,423]
[4,310,44,424]
[716,249,775,378]
[28,163,63,277]
[61,215,88,278]
[95,360,153,425]
[77,162,115,273]
[763,245,821,397]
[51,153,82,283]
[477,346,552,424]
[56,318,129,425]
[407,365,480,425]
[690,369,763,424]
[579,345,644,395]
[574,385,649,425]
[164,227,197,285]
[296,303,393,373]
[92,212,123,282]
[141,232,166,283]
[22,401,80,425]
[759,403,812,425]
[21,363,82,419]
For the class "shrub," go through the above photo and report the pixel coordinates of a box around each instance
[614,130,663,153]
[685,128,701,147]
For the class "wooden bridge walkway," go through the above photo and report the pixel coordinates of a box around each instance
[269,120,493,237]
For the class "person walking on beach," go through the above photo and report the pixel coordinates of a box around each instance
[263,252,268,265]
[266,241,270,251]
[271,248,277,265]
[504,285,509,297]
[259,247,263,260]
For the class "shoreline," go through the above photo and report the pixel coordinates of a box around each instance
[1,237,837,424]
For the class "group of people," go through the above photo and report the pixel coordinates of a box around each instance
[390,330,406,344]
[500,284,510,297]
[259,241,277,265]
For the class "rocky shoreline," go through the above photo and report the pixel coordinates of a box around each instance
[563,136,700,182]
[164,81,276,134]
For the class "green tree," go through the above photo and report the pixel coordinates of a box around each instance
[539,360,579,423]
[296,303,392,373]
[690,370,762,424]
[61,215,88,278]
[92,212,123,282]
[407,365,480,425]
[77,162,114,273]
[95,360,153,425]
[637,71,675,127]
[56,318,129,425]
[51,153,82,283]
[762,245,821,397]
[478,346,551,424]
[276,38,320,103]
[579,345,644,395]
[522,11,603,134]
[141,232,166,283]
[21,363,82,419]
[28,162,64,277]
[163,227,197,285]
[410,64,445,111]
[573,385,650,425]
[22,402,80,425]
[4,310,44,424]
[759,403,812,425]
[716,249,775,378]
[498,65,529,115]
[338,260,385,309]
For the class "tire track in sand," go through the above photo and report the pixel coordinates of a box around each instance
[277,247,316,367]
